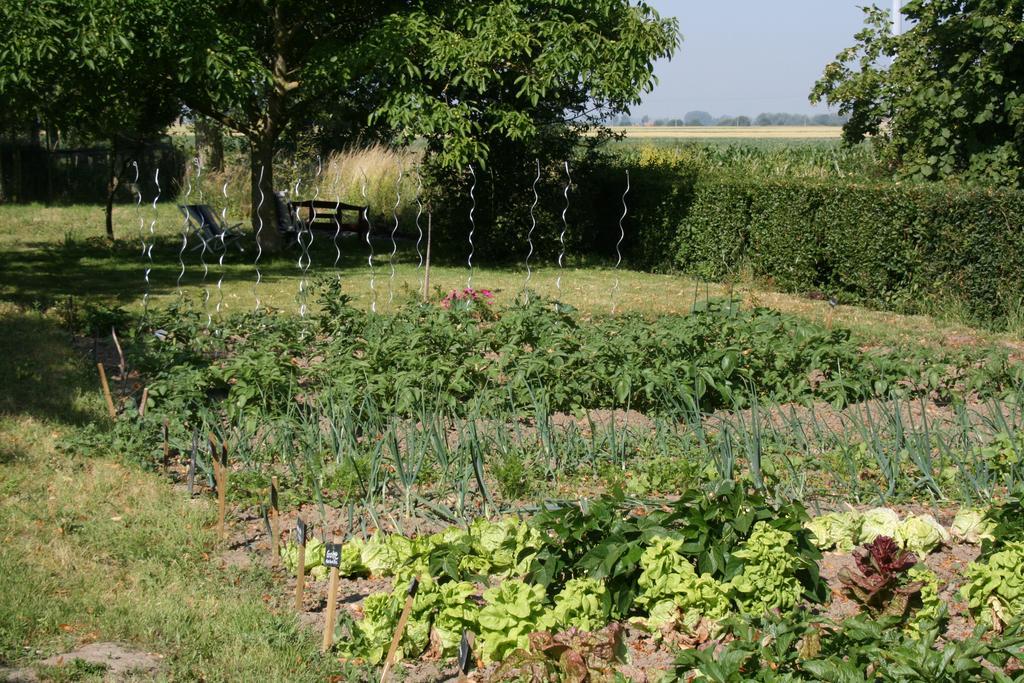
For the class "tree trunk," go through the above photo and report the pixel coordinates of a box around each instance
[105,139,121,240]
[250,138,283,252]
[195,116,225,172]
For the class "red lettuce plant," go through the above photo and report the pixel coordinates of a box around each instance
[838,536,924,619]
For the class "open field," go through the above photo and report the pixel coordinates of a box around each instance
[608,125,844,139]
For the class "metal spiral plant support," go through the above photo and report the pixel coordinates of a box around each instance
[253,165,265,311]
[524,158,540,302]
[215,179,229,319]
[388,163,403,306]
[295,174,312,317]
[361,169,377,313]
[331,165,343,275]
[557,161,571,300]
[195,158,211,329]
[612,169,630,315]
[467,164,476,290]
[414,172,424,296]
[131,161,144,256]
[178,161,194,296]
[143,168,160,319]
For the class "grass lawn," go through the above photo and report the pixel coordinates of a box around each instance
[0,302,371,680]
[1,202,1019,351]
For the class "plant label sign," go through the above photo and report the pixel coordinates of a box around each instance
[295,517,307,547]
[323,543,342,568]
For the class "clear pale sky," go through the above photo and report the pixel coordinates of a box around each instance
[634,0,874,119]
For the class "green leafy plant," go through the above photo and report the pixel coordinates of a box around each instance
[477,580,549,664]
[539,577,613,634]
[962,541,1024,630]
[951,508,996,545]
[805,511,862,552]
[728,522,803,616]
[894,513,950,555]
[634,535,731,632]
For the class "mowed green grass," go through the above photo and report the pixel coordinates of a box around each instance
[0,202,1019,349]
[0,302,371,681]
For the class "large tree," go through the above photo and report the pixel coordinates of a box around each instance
[170,0,679,250]
[0,0,181,237]
[811,0,1024,185]
[1,0,678,248]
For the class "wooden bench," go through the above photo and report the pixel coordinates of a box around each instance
[288,199,369,239]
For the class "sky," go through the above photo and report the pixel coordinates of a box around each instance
[633,0,875,119]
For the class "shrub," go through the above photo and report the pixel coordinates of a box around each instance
[598,163,1024,324]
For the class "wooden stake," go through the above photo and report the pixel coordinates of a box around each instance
[457,630,475,682]
[97,363,116,418]
[380,577,419,682]
[321,534,342,653]
[138,387,149,417]
[294,518,307,611]
[210,433,227,540]
[422,210,432,302]
[269,476,280,563]
[161,418,169,471]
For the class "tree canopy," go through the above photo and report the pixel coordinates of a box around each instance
[811,0,1024,185]
[1,0,680,247]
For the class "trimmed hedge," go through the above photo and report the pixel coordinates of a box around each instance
[590,169,1024,323]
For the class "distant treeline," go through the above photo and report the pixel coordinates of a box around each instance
[616,111,848,127]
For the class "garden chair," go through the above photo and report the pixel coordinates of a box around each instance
[178,204,245,252]
[272,191,302,246]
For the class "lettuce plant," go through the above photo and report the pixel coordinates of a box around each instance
[906,565,944,635]
[539,577,612,633]
[894,514,949,555]
[340,591,400,664]
[729,522,803,616]
[477,580,548,663]
[432,581,479,656]
[962,541,1024,629]
[279,537,329,580]
[858,507,901,544]
[495,625,627,682]
[806,511,862,552]
[839,536,923,619]
[635,536,730,631]
[951,508,996,545]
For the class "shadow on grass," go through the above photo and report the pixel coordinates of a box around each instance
[0,307,98,426]
[0,231,600,309]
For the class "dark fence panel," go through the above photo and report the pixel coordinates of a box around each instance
[0,140,186,204]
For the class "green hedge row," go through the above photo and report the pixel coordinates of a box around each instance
[587,166,1024,323]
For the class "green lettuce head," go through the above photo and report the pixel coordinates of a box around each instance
[950,508,996,545]
[962,541,1024,628]
[432,581,478,656]
[478,580,548,663]
[894,514,949,555]
[729,522,802,615]
[806,511,862,552]
[859,507,901,544]
[636,535,730,631]
[539,577,612,633]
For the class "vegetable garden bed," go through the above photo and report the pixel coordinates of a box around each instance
[61,289,1024,680]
